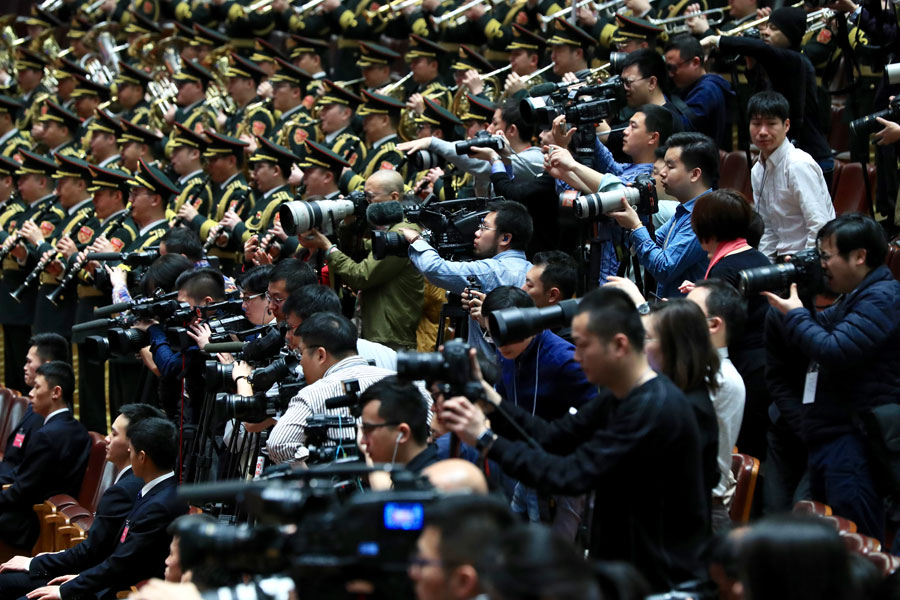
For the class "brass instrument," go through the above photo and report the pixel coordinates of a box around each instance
[540,0,624,26]
[805,8,835,34]
[431,0,493,27]
[0,23,18,86]
[334,77,365,87]
[520,62,556,84]
[364,0,424,21]
[80,0,109,18]
[382,72,413,95]
[718,1,803,36]
[451,64,508,117]
[650,6,729,35]
[247,0,322,15]
[37,0,64,12]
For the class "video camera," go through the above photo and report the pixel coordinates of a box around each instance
[520,76,626,131]
[564,173,659,219]
[396,339,483,400]
[279,190,367,236]
[737,248,824,297]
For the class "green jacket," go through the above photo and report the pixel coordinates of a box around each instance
[326,221,424,351]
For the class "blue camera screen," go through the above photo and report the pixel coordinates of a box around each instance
[383,502,425,530]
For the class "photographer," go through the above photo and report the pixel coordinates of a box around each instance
[762,214,900,543]
[264,258,318,323]
[440,288,711,592]
[522,250,578,309]
[399,200,533,356]
[609,132,715,298]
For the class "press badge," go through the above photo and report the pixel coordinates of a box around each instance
[12,433,24,448]
[803,363,819,405]
[120,522,130,543]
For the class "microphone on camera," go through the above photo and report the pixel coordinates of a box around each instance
[242,326,284,362]
[528,82,561,97]
[366,200,405,227]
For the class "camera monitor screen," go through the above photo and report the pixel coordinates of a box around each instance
[383,502,425,531]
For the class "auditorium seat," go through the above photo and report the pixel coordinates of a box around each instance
[822,515,858,534]
[830,160,843,200]
[841,532,881,555]
[832,162,872,216]
[729,453,760,523]
[828,104,850,155]
[0,387,18,459]
[0,397,28,461]
[793,500,833,516]
[50,504,93,552]
[78,433,114,512]
[866,551,900,575]
[718,151,753,201]
[886,238,900,282]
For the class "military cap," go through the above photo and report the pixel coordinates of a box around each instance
[226,53,267,83]
[128,158,180,196]
[547,18,597,47]
[270,57,312,87]
[250,136,301,172]
[357,90,406,116]
[359,41,400,67]
[298,140,351,172]
[288,35,329,60]
[67,17,89,40]
[170,122,208,151]
[0,95,23,115]
[70,75,111,101]
[460,93,495,122]
[203,130,249,160]
[173,59,214,85]
[16,150,57,177]
[171,21,197,43]
[88,108,121,136]
[611,14,663,44]
[88,164,132,193]
[405,34,447,61]
[250,37,287,64]
[507,23,548,52]
[0,156,21,178]
[39,100,82,131]
[25,6,62,29]
[53,153,93,180]
[15,48,47,72]
[116,62,152,87]
[193,23,229,47]
[319,80,363,108]
[118,118,162,146]
[55,57,90,82]
[417,97,462,132]
[452,46,493,73]
[124,10,161,34]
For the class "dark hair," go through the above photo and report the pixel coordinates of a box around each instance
[489,200,533,251]
[297,312,357,358]
[283,284,341,321]
[35,361,75,409]
[481,285,534,318]
[664,34,704,61]
[359,376,430,445]
[665,132,719,188]
[591,562,653,600]
[140,254,194,296]
[238,264,274,295]
[270,258,318,295]
[621,49,668,91]
[127,417,178,471]
[480,525,601,600]
[637,104,674,147]
[425,494,515,569]
[693,279,747,346]
[29,333,70,364]
[532,250,578,300]
[175,267,226,302]
[737,515,853,600]
[161,227,204,261]
[691,188,753,243]
[118,403,166,433]
[649,299,720,393]
[577,287,645,351]
[654,145,667,161]
[747,90,790,123]
[746,211,765,249]
[498,98,535,143]
[817,214,888,268]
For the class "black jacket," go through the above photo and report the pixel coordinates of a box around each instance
[59,475,188,600]
[0,410,91,549]
[487,376,709,592]
[0,407,42,484]
[489,171,558,255]
[30,468,143,579]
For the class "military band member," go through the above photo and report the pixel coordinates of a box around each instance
[359,41,402,98]
[609,14,664,54]
[318,80,366,170]
[288,35,331,81]
[224,54,276,140]
[114,63,154,128]
[404,35,453,110]
[0,96,30,162]
[271,58,320,158]
[169,59,219,135]
[503,24,548,99]
[118,118,164,173]
[70,76,111,154]
[13,49,51,135]
[50,59,87,111]
[452,45,499,102]
[169,122,213,218]
[339,91,407,193]
[546,17,595,77]
[0,156,27,240]
[87,108,123,168]
[38,101,85,160]
[471,0,559,58]
[250,37,287,80]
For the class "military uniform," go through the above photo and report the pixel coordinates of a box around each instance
[40,100,86,161]
[503,24,549,100]
[339,91,408,193]
[270,58,320,159]
[171,60,219,136]
[169,123,213,218]
[222,54,276,139]
[0,96,30,161]
[13,49,52,135]
[318,80,367,169]
[115,63,154,128]
[0,157,26,246]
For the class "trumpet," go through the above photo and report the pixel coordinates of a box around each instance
[540,0,624,25]
[450,64,511,92]
[521,62,556,83]
[382,72,413,94]
[431,0,492,27]
[365,0,424,21]
[805,7,835,33]
[650,6,729,34]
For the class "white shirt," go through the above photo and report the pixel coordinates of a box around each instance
[138,218,168,237]
[67,197,93,216]
[752,138,834,259]
[140,471,175,497]
[44,407,69,424]
[709,348,746,501]
[114,464,132,485]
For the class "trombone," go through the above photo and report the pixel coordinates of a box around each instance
[718,0,803,36]
[650,6,729,34]
[431,0,493,27]
[540,0,624,25]
[246,0,323,15]
[382,72,413,94]
[521,62,555,84]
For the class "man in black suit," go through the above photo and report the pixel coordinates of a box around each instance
[0,333,70,484]
[24,417,187,600]
[0,404,166,598]
[0,362,91,559]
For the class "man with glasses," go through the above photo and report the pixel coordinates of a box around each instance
[265,258,318,323]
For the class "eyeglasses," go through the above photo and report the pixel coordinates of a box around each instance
[481,327,494,345]
[408,555,444,570]
[128,188,151,199]
[241,291,265,303]
[364,190,384,201]
[360,421,402,433]
[477,219,497,232]
[622,76,648,88]
[666,60,689,73]
[265,291,286,304]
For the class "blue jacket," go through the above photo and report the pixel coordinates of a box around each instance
[677,74,734,149]
[495,329,598,421]
[782,265,900,443]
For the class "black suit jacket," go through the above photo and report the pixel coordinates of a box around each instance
[60,475,188,600]
[0,410,92,548]
[0,407,42,484]
[30,469,143,579]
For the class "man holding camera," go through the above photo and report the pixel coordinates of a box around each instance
[762,214,900,543]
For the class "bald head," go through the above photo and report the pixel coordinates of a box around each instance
[366,169,404,200]
[422,459,489,494]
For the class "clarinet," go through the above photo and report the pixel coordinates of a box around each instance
[10,210,94,302]
[0,197,57,265]
[173,174,212,228]
[203,191,249,252]
[46,208,131,306]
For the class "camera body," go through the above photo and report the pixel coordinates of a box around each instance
[454,130,505,155]
[521,76,626,131]
[850,96,900,138]
[737,248,824,297]
[396,339,483,399]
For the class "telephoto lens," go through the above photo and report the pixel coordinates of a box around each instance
[107,327,150,356]
[409,149,444,171]
[737,248,823,296]
[488,298,581,346]
[573,187,641,218]
[372,230,410,260]
[279,199,356,235]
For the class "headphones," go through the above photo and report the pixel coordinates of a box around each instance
[395,431,404,443]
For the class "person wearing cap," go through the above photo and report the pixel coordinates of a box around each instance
[546,17,595,78]
[404,35,452,119]
[270,58,318,158]
[38,101,84,161]
[359,42,402,100]
[223,54,276,141]
[48,60,83,112]
[87,109,122,169]
[30,154,96,338]
[169,123,212,221]
[318,80,366,169]
[414,97,463,143]
[179,132,251,276]
[609,13,663,54]
[114,63,153,129]
[288,35,330,81]
[0,156,27,240]
[118,119,163,174]
[502,24,548,99]
[339,91,407,193]
[0,151,64,394]
[468,0,554,56]
[69,76,110,146]
[12,49,51,134]
[168,59,218,136]
[702,7,834,179]
[0,96,29,162]
[452,45,499,106]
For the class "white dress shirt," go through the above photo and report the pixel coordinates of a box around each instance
[709,348,746,502]
[751,138,834,259]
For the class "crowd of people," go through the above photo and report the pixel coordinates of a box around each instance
[0,0,897,597]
